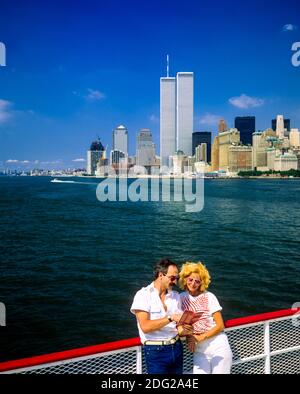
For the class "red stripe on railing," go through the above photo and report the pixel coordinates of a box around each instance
[224,307,300,328]
[0,337,141,373]
[0,307,299,372]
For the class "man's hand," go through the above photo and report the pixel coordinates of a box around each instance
[171,313,183,323]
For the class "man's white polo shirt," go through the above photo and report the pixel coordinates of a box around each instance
[130,282,182,344]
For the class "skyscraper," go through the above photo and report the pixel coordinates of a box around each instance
[87,139,106,175]
[160,77,176,167]
[272,116,290,137]
[195,144,207,163]
[113,125,128,155]
[234,116,255,145]
[192,132,212,163]
[176,72,194,156]
[160,68,194,166]
[218,119,228,133]
[136,128,156,167]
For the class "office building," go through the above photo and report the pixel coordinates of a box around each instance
[218,119,228,133]
[160,77,176,167]
[274,153,298,171]
[136,128,156,167]
[234,116,255,145]
[87,139,106,175]
[113,125,128,155]
[176,72,194,156]
[228,145,252,173]
[192,132,211,162]
[160,70,194,166]
[218,128,240,171]
[289,128,300,147]
[252,129,278,170]
[272,117,290,137]
[172,150,188,175]
[195,143,207,163]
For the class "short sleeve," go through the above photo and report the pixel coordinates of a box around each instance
[208,292,222,315]
[130,289,150,315]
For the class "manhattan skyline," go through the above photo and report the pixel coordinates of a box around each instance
[0,0,300,169]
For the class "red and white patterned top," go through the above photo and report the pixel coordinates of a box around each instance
[180,291,222,334]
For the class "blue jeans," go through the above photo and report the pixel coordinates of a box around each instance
[143,340,183,374]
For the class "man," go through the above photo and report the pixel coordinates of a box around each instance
[130,258,192,374]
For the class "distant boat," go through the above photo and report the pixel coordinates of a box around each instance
[51,178,75,184]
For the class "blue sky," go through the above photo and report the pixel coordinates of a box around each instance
[0,0,300,169]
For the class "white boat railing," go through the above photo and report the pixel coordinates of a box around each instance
[0,308,299,374]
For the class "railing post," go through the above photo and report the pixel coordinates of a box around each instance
[264,321,271,374]
[136,346,143,374]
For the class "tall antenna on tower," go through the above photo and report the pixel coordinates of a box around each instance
[167,54,169,77]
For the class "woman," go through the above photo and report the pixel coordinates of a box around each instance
[178,262,232,374]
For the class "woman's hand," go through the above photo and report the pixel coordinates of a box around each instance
[193,333,208,343]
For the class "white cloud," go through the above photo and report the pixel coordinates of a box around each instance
[283,24,298,32]
[229,94,264,109]
[85,89,106,102]
[72,158,86,162]
[199,113,222,126]
[0,99,13,123]
[41,160,63,165]
[6,159,19,163]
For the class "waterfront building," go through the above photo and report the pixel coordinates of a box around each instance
[172,150,188,175]
[274,152,298,171]
[218,119,228,133]
[195,143,207,163]
[136,128,156,167]
[293,149,300,169]
[290,128,300,147]
[218,128,240,172]
[110,149,126,164]
[272,117,290,137]
[192,132,211,162]
[234,116,255,145]
[87,139,106,175]
[160,77,176,166]
[113,125,128,155]
[267,148,276,171]
[176,72,194,156]
[252,129,278,170]
[228,145,253,173]
[252,131,262,170]
[211,136,219,171]
[95,157,109,177]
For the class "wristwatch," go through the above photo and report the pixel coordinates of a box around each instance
[167,315,173,322]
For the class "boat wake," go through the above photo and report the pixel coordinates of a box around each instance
[50,178,96,185]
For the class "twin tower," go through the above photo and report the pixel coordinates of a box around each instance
[160,71,194,167]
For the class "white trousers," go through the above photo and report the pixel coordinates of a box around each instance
[193,333,233,374]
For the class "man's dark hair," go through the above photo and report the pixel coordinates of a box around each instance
[154,258,178,279]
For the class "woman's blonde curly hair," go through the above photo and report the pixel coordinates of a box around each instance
[178,262,211,293]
